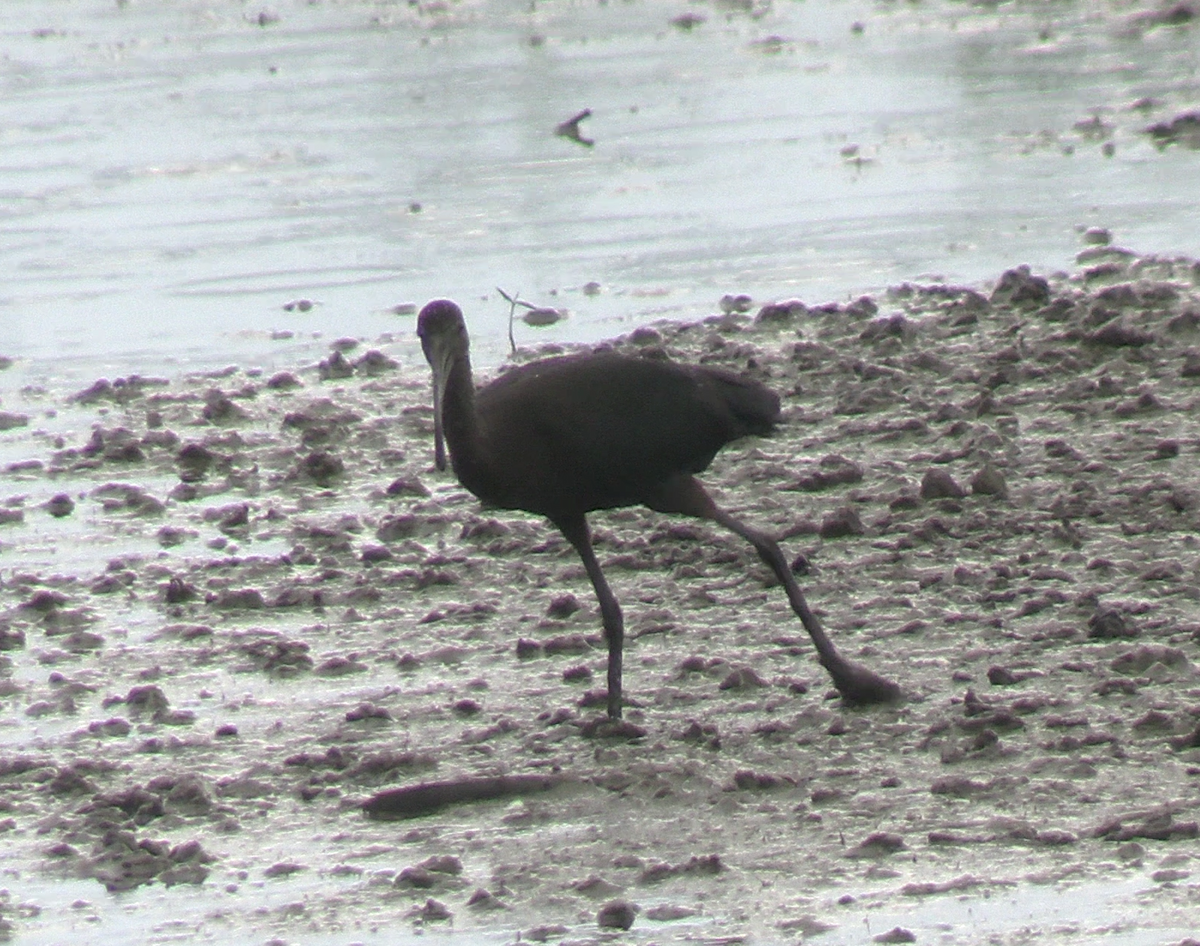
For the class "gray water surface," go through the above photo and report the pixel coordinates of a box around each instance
[2,0,1199,385]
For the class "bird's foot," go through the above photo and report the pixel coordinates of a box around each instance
[824,658,902,706]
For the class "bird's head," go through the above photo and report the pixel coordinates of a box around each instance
[417,299,470,472]
[417,299,468,353]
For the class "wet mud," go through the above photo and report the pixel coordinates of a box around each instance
[1,249,1199,944]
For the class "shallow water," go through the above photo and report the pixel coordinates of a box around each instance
[3,0,1200,386]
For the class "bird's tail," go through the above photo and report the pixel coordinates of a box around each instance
[705,368,781,438]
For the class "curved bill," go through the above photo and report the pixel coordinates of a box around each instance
[430,356,449,472]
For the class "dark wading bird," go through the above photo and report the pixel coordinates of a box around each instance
[417,299,901,719]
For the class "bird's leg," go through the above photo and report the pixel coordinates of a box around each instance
[647,476,901,706]
[553,514,625,718]
[708,507,901,705]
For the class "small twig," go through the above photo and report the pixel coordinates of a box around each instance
[498,287,567,344]
[497,286,522,355]
[362,774,565,820]
[555,108,594,147]
[497,287,538,311]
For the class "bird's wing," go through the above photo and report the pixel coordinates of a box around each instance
[476,354,760,510]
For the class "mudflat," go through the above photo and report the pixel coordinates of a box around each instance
[1,251,1198,944]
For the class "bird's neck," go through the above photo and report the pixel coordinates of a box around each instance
[442,354,486,478]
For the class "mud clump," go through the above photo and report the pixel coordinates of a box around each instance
[596,899,638,930]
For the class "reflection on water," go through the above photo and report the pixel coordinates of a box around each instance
[1,0,1198,385]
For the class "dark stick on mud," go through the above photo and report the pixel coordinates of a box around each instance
[362,774,563,820]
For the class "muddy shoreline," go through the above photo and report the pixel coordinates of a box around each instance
[1,250,1199,944]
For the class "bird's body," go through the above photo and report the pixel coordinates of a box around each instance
[450,351,778,516]
[417,299,899,718]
